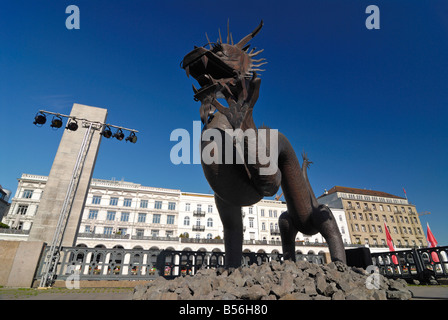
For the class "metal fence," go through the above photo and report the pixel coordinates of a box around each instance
[371,246,448,282]
[34,246,325,284]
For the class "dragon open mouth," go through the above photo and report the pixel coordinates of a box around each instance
[181,47,235,101]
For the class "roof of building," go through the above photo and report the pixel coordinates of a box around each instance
[318,186,406,200]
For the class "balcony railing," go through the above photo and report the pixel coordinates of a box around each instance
[192,225,205,232]
[193,210,206,217]
[0,228,30,235]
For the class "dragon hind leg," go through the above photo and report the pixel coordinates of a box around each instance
[310,204,347,263]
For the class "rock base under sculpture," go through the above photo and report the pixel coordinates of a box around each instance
[132,260,412,300]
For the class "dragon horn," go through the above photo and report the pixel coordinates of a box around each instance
[236,20,263,49]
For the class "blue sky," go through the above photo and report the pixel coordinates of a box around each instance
[1,1,447,245]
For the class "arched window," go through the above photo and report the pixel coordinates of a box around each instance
[184,216,190,226]
[207,233,213,239]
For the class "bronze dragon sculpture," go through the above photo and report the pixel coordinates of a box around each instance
[181,21,346,267]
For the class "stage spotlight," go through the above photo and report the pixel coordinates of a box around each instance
[101,126,113,138]
[125,132,138,143]
[66,119,79,131]
[50,116,63,129]
[113,129,125,141]
[33,112,47,126]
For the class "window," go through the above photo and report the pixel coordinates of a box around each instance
[347,201,352,209]
[379,205,384,211]
[117,228,127,235]
[22,189,34,199]
[167,215,175,224]
[88,209,98,220]
[92,195,101,205]
[249,207,253,214]
[185,203,190,211]
[375,214,379,222]
[261,222,266,231]
[85,225,91,233]
[110,197,118,206]
[106,211,116,221]
[261,209,265,217]
[390,216,395,223]
[196,204,202,211]
[368,213,373,220]
[249,218,254,228]
[340,226,345,234]
[17,205,28,215]
[153,214,161,224]
[138,213,146,223]
[339,215,343,221]
[387,205,391,212]
[123,198,132,207]
[356,202,361,209]
[361,225,366,232]
[168,202,176,210]
[358,213,363,220]
[372,225,376,232]
[378,225,383,233]
[154,201,162,209]
[207,233,213,240]
[354,224,359,232]
[184,216,190,226]
[140,200,148,208]
[207,218,213,227]
[121,212,130,222]
[382,215,387,222]
[103,227,113,235]
[393,226,398,234]
[352,212,357,220]
[151,230,159,237]
[269,210,273,217]
[274,210,278,218]
[196,218,201,226]
[208,205,213,213]
[372,204,377,211]
[136,229,144,237]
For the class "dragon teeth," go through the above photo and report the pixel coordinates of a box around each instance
[185,65,190,78]
[201,55,208,68]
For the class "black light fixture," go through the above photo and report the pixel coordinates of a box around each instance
[66,118,79,131]
[100,125,113,138]
[33,112,47,126]
[113,128,125,141]
[50,116,63,129]
[125,132,138,143]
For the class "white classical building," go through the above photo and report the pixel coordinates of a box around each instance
[1,174,353,255]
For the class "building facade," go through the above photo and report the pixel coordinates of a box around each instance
[0,185,12,222]
[318,186,427,248]
[1,174,353,255]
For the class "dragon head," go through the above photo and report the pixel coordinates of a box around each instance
[181,20,266,123]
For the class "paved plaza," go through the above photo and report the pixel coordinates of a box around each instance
[0,285,447,300]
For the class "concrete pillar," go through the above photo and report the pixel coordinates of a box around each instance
[28,103,108,247]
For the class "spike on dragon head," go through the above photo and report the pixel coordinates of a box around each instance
[181,20,266,124]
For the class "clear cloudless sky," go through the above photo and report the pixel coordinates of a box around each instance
[0,1,447,245]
